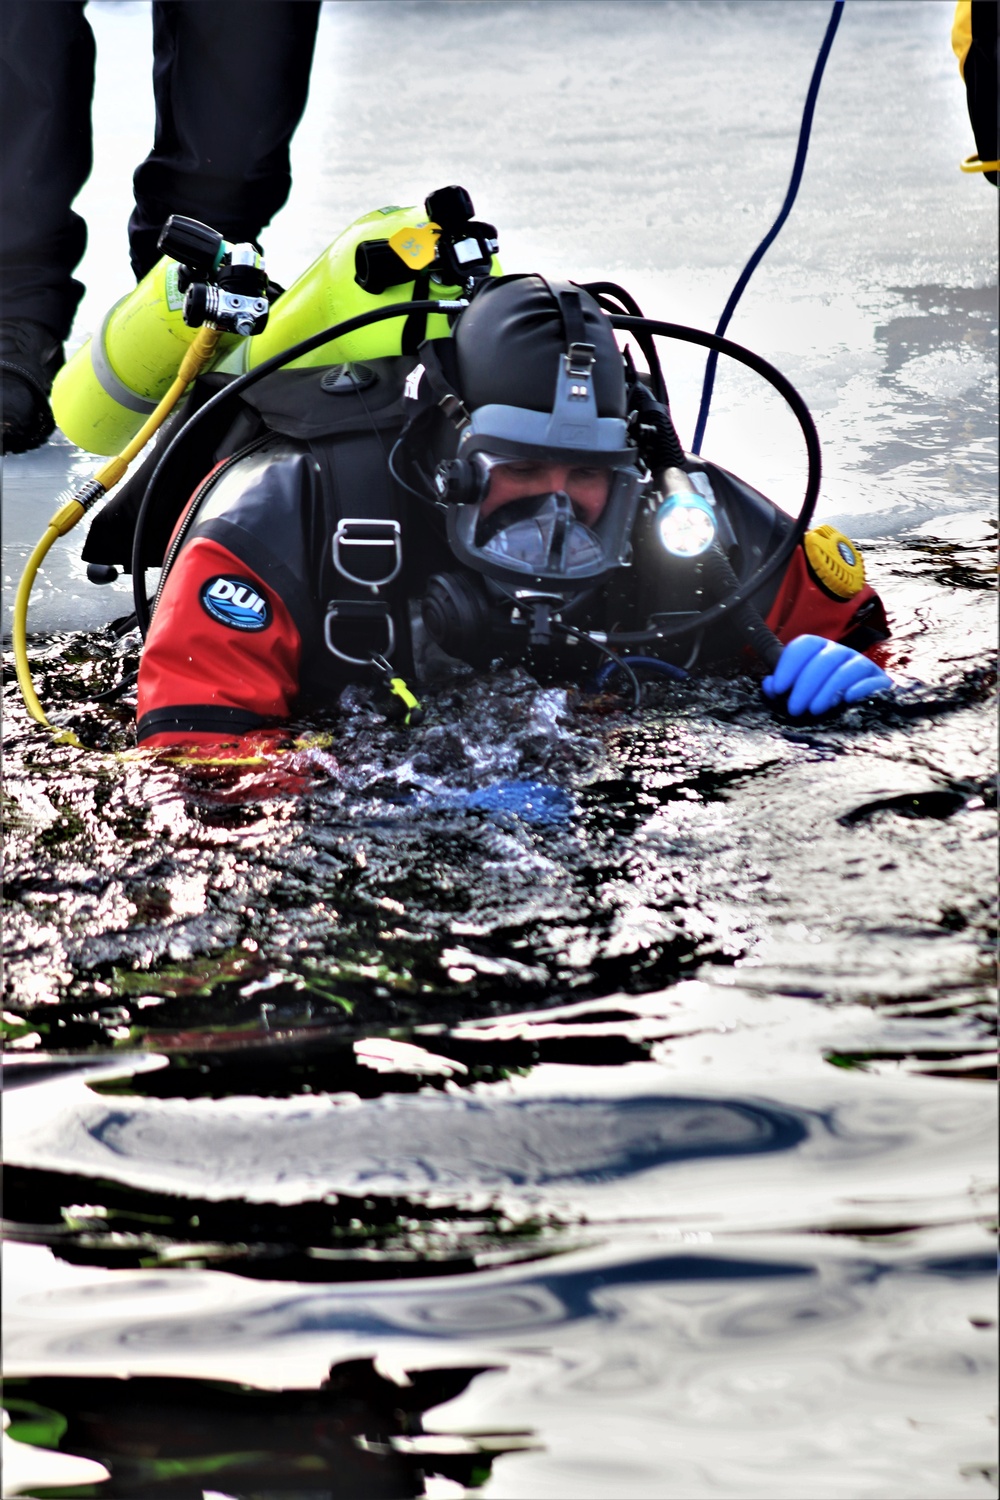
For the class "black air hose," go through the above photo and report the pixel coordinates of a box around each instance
[628,380,686,472]
[697,546,784,672]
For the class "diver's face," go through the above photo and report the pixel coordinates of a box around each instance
[481,460,610,526]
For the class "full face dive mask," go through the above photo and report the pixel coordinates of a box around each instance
[434,332,646,595]
[417,276,649,659]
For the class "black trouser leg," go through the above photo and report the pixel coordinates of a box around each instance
[129,0,321,278]
[0,0,95,339]
[964,0,998,185]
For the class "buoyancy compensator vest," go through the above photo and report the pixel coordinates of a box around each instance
[144,355,458,699]
[79,194,869,682]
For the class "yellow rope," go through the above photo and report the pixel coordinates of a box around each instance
[134,752,271,767]
[13,323,422,756]
[12,328,222,741]
[960,155,1000,173]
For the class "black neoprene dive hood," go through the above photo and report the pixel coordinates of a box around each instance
[454,274,628,421]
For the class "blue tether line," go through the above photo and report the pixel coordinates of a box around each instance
[596,655,690,688]
[692,0,845,454]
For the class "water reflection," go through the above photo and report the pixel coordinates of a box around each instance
[3,525,994,1042]
[2,429,994,1500]
[7,1050,995,1293]
[5,1072,811,1280]
[7,1230,992,1492]
[3,1357,532,1498]
[868,285,998,489]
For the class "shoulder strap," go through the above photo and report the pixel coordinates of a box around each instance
[401,272,433,354]
[306,430,415,683]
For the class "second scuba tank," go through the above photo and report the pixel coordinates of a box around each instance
[51,257,240,457]
[243,191,501,372]
[51,187,499,455]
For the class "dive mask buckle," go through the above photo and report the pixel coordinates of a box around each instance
[564,341,596,378]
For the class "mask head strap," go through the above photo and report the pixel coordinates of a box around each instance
[528,276,607,447]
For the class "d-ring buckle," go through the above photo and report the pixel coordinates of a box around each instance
[332,519,402,590]
[323,600,396,666]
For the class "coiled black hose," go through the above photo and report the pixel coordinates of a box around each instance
[696,545,784,672]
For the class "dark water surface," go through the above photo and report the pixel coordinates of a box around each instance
[4,528,997,1497]
[3,3,998,1497]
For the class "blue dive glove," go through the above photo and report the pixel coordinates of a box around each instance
[762,635,892,717]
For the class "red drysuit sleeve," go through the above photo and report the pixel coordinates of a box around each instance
[136,535,302,751]
[764,545,889,649]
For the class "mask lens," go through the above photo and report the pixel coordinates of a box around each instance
[445,458,645,588]
[480,458,611,524]
[479,492,606,574]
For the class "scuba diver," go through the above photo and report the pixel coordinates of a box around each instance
[128,272,891,757]
[15,185,892,762]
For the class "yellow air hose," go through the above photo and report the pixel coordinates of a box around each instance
[12,327,222,746]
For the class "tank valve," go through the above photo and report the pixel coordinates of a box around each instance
[183,279,269,338]
[182,242,270,337]
[157,216,270,338]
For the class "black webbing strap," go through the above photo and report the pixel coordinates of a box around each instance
[412,337,468,427]
[401,272,432,354]
[310,428,413,677]
[536,276,590,357]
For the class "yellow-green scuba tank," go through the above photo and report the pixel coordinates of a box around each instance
[51,258,240,456]
[52,187,501,454]
[245,199,500,371]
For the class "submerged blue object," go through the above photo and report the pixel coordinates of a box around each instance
[762,634,892,716]
[464,780,575,825]
[596,655,690,688]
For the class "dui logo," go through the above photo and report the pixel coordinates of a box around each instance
[199,575,272,631]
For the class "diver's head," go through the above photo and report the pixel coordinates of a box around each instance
[432,275,646,591]
[453,273,628,426]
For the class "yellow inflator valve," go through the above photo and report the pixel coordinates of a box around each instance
[803,525,866,598]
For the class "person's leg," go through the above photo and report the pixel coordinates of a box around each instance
[129,0,321,279]
[966,0,998,186]
[0,0,95,452]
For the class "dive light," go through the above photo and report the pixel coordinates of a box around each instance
[655,467,717,557]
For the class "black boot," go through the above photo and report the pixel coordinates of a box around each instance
[1,320,65,454]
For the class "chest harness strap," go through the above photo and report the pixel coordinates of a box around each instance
[309,428,420,716]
